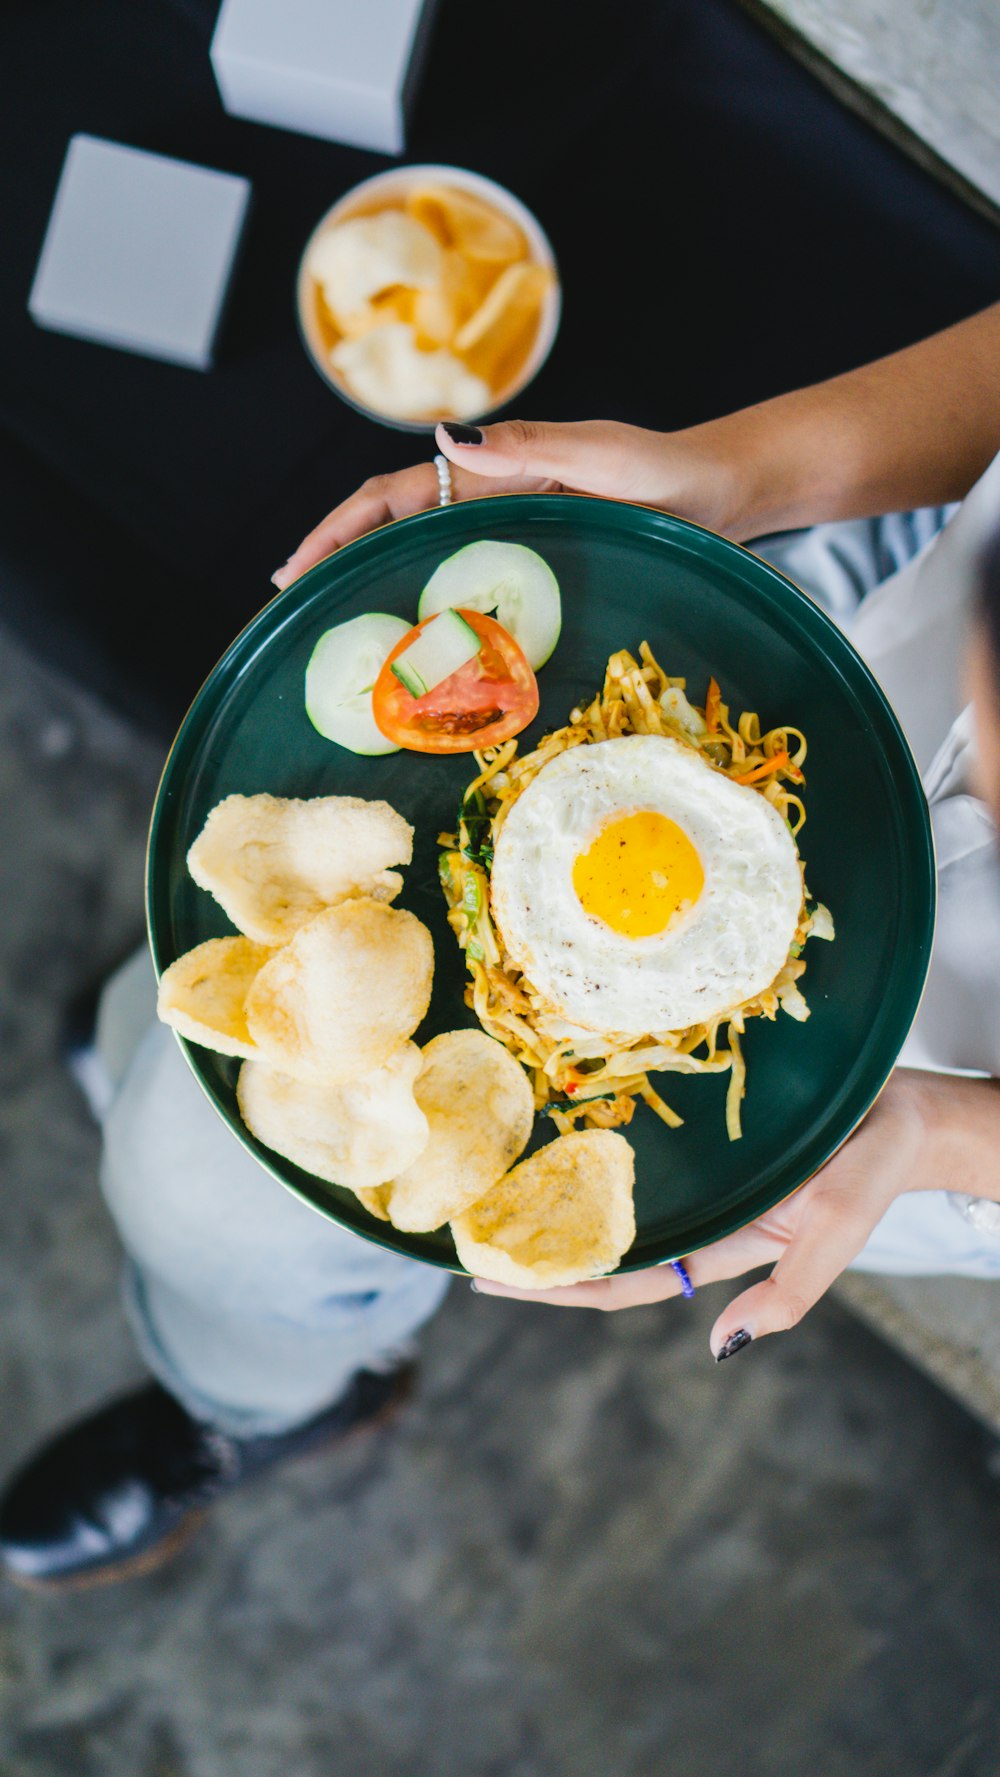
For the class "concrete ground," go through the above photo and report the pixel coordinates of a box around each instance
[2,624,1000,1777]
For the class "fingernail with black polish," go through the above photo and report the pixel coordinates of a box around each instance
[715,1329,752,1363]
[441,423,484,446]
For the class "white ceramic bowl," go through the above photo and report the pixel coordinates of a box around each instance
[296,163,562,433]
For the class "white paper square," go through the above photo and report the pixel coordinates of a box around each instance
[211,0,438,154]
[28,135,252,370]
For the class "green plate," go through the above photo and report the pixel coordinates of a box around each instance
[147,494,935,1273]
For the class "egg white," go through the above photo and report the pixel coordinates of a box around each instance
[489,734,804,1036]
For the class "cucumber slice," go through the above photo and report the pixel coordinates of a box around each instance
[390,609,481,699]
[305,613,411,754]
[418,540,562,669]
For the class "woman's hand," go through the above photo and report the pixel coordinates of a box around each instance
[472,1069,1000,1358]
[272,301,1000,589]
[270,418,741,588]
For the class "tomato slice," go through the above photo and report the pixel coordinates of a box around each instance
[372,609,539,753]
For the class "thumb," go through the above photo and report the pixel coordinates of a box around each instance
[434,418,665,502]
[708,1186,879,1360]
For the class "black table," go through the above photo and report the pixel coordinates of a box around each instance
[4,0,1000,735]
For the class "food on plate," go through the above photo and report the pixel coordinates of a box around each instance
[439,645,834,1141]
[372,608,539,753]
[450,1129,636,1288]
[380,1029,534,1233]
[160,783,638,1277]
[236,1043,429,1190]
[187,793,413,945]
[162,790,444,1203]
[304,547,561,757]
[157,936,275,1059]
[354,1184,392,1221]
[418,541,562,670]
[491,734,803,1034]
[245,899,434,1084]
[306,185,555,421]
[388,609,485,698]
[305,613,412,755]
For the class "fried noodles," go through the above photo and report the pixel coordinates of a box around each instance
[438,644,833,1141]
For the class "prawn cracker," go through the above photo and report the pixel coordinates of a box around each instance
[187,793,412,945]
[157,936,274,1059]
[385,1030,534,1233]
[451,1129,636,1287]
[245,899,433,1083]
[237,1043,428,1190]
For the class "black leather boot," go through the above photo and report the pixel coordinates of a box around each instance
[0,1366,413,1590]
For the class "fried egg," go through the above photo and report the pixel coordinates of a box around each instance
[489,734,803,1036]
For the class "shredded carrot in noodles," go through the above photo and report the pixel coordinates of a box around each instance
[731,749,803,786]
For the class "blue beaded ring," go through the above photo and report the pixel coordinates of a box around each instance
[670,1258,696,1299]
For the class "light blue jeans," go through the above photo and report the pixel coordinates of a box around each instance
[98,506,999,1437]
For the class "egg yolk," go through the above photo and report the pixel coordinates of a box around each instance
[572,810,705,938]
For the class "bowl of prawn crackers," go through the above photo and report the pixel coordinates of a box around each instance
[296,165,560,429]
[147,495,935,1283]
